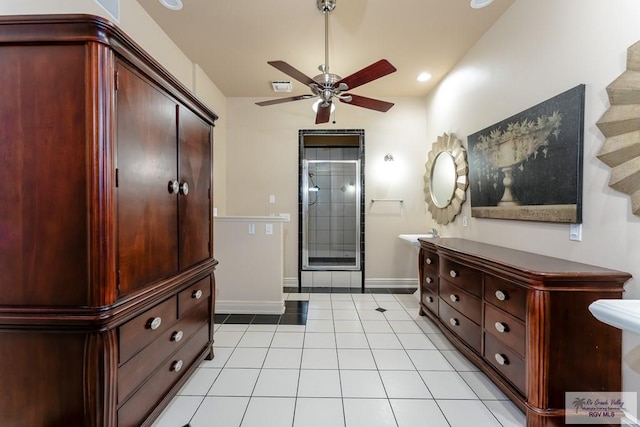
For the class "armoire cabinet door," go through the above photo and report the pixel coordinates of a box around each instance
[178,106,212,269]
[116,63,179,295]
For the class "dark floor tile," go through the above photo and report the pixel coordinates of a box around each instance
[214,314,229,324]
[285,300,309,313]
[225,314,255,324]
[252,314,281,324]
[330,287,360,293]
[366,288,392,294]
[279,312,307,325]
[309,287,332,293]
[388,287,418,294]
[283,287,298,293]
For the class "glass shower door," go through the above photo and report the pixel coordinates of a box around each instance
[302,160,361,270]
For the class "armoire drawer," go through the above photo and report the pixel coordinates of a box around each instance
[178,276,211,317]
[484,275,526,320]
[440,257,482,297]
[439,299,481,353]
[439,279,482,324]
[119,297,178,363]
[117,324,209,427]
[484,332,526,394]
[421,289,438,315]
[484,303,525,357]
[117,301,210,403]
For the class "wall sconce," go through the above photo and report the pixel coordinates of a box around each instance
[384,154,394,162]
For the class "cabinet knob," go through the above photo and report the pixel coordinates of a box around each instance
[192,289,203,299]
[494,353,508,366]
[179,181,189,195]
[148,317,162,330]
[449,270,458,278]
[171,330,184,342]
[495,290,508,301]
[427,296,433,303]
[426,277,433,284]
[168,180,180,194]
[449,317,459,326]
[426,258,432,265]
[494,322,508,333]
[171,359,184,372]
[449,294,459,303]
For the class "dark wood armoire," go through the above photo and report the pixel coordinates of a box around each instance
[0,14,218,427]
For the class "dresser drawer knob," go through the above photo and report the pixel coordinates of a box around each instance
[449,294,459,302]
[427,296,434,303]
[179,181,189,196]
[171,330,184,342]
[171,359,184,372]
[192,289,203,299]
[168,180,180,194]
[494,322,508,333]
[449,270,458,278]
[426,258,432,265]
[426,277,433,284]
[449,317,459,326]
[148,317,162,330]
[494,353,508,366]
[495,290,508,301]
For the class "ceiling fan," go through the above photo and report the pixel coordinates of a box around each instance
[255,0,397,124]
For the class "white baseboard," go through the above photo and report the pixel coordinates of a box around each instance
[284,277,298,287]
[215,300,285,315]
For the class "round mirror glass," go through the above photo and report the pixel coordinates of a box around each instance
[430,151,457,208]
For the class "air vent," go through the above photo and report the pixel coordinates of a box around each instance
[271,81,293,93]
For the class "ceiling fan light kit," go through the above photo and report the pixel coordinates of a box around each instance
[470,0,494,9]
[256,0,397,124]
[158,0,183,11]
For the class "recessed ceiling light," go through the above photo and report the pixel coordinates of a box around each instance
[416,72,432,82]
[470,0,494,8]
[159,0,183,11]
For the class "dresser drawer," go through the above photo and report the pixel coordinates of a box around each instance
[422,269,438,294]
[117,301,209,403]
[117,324,209,427]
[421,289,438,315]
[178,276,211,318]
[119,297,178,363]
[423,250,439,274]
[484,303,525,357]
[484,275,526,320]
[484,332,526,394]
[439,299,481,353]
[440,257,482,297]
[439,279,482,324]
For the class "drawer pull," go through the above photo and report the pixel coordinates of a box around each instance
[426,277,433,284]
[449,270,458,278]
[426,258,432,265]
[148,317,162,330]
[171,330,184,342]
[449,317,459,326]
[427,296,434,303]
[495,290,508,301]
[168,180,180,194]
[179,181,189,196]
[171,359,184,372]
[494,322,508,333]
[192,289,203,299]
[449,294,459,302]
[494,353,508,366]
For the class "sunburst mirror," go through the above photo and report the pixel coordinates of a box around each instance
[424,133,469,224]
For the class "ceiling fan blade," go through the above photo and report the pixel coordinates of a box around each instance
[340,94,394,112]
[336,59,397,91]
[315,101,332,124]
[256,94,314,106]
[268,60,316,86]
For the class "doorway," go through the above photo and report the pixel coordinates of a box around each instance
[298,130,365,291]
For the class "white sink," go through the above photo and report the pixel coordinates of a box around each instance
[589,299,640,336]
[398,234,435,247]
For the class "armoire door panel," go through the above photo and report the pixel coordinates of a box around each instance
[116,64,179,295]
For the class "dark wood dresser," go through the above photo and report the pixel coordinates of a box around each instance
[418,238,631,427]
[0,15,218,427]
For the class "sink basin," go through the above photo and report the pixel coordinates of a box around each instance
[589,299,640,336]
[398,234,435,247]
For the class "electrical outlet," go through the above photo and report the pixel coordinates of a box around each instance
[462,216,468,227]
[569,223,582,241]
[248,223,255,235]
[265,223,273,235]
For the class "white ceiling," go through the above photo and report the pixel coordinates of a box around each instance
[137,0,514,100]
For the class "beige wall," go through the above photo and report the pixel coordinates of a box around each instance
[423,0,640,400]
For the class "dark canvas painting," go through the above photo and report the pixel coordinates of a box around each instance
[467,85,585,223]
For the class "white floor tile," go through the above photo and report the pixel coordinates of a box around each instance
[426,333,457,350]
[307,308,333,319]
[334,320,364,332]
[357,310,388,320]
[337,348,377,370]
[207,368,260,396]
[390,399,449,427]
[419,371,477,399]
[460,371,510,400]
[297,369,342,397]
[151,395,202,427]
[440,349,480,371]
[276,324,306,332]
[372,349,415,370]
[372,294,398,302]
[353,300,379,310]
[406,349,454,371]
[415,318,442,334]
[366,333,403,349]
[240,397,296,427]
[340,370,387,398]
[247,324,278,332]
[343,398,397,427]
[308,300,332,309]
[305,319,335,332]
[375,301,404,310]
[483,400,527,427]
[332,300,356,310]
[200,347,233,368]
[438,399,503,427]
[351,294,375,301]
[190,396,249,427]
[301,348,339,369]
[217,324,250,332]
[330,294,353,300]
[333,310,360,320]
[361,320,393,333]
[396,333,437,350]
[293,398,345,427]
[271,332,304,348]
[389,320,424,334]
[237,331,274,347]
[225,347,269,368]
[263,348,302,369]
[178,367,220,395]
[383,310,413,321]
[336,332,369,349]
[252,369,299,397]
[214,331,245,347]
[304,332,336,348]
[379,370,432,399]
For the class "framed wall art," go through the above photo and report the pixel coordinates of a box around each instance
[467,84,585,223]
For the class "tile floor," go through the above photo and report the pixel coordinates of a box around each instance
[152,291,526,427]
